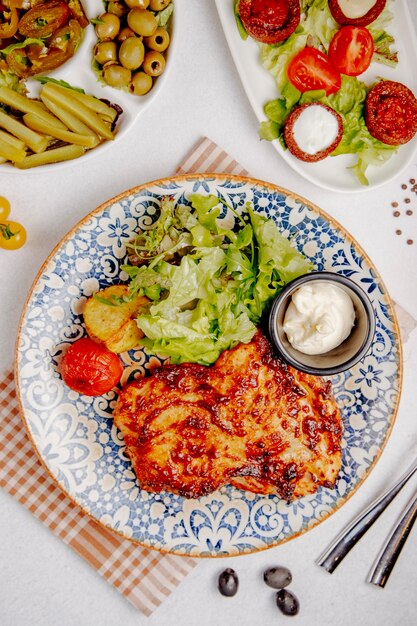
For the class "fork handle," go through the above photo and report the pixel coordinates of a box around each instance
[368,492,417,588]
[317,457,417,573]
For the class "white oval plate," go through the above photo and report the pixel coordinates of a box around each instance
[215,0,417,192]
[3,0,178,173]
[15,174,402,556]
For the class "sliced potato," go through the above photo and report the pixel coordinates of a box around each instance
[84,285,148,353]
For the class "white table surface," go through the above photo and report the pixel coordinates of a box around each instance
[1,2,417,625]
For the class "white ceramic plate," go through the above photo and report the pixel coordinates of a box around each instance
[215,0,417,192]
[16,174,402,556]
[4,0,178,173]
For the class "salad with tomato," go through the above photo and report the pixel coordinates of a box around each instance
[235,0,416,184]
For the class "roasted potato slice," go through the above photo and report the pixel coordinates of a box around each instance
[84,284,148,353]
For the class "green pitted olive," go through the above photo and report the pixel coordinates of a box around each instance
[125,0,150,8]
[117,26,136,42]
[94,41,118,65]
[103,63,132,87]
[130,71,153,95]
[149,0,171,10]
[127,8,158,37]
[144,27,170,52]
[95,13,121,41]
[142,50,165,76]
[119,37,145,70]
[107,1,127,17]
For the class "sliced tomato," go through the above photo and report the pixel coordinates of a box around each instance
[61,337,123,396]
[18,0,71,38]
[287,47,341,95]
[329,26,374,76]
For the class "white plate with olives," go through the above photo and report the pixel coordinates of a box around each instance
[4,0,176,172]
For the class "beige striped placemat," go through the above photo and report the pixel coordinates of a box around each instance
[0,137,247,616]
[1,137,415,615]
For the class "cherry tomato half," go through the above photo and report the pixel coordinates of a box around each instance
[287,47,341,95]
[61,337,123,396]
[329,26,374,77]
[0,220,26,250]
[0,196,10,220]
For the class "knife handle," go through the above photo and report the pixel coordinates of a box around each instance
[317,457,417,573]
[367,491,417,588]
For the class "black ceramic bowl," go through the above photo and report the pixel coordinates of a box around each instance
[268,271,376,376]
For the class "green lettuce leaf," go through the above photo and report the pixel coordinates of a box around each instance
[234,0,248,40]
[123,194,311,364]
[0,69,25,94]
[369,4,398,67]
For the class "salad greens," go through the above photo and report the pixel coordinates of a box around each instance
[237,0,399,184]
[121,194,312,365]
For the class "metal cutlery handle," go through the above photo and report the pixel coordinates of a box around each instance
[368,491,417,588]
[317,457,417,573]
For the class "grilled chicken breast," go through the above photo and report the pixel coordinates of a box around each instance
[113,331,342,500]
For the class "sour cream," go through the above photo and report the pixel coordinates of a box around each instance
[292,105,340,156]
[283,282,356,355]
[337,0,377,20]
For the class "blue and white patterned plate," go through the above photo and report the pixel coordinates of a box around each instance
[15,174,402,557]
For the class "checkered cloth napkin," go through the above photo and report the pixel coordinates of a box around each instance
[0,138,248,617]
[1,137,415,615]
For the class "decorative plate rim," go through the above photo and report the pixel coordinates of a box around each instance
[14,173,403,557]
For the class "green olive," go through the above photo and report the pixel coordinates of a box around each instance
[127,8,158,37]
[103,63,131,87]
[125,0,150,8]
[94,41,118,65]
[130,71,153,95]
[107,1,127,17]
[149,0,171,10]
[117,26,136,42]
[119,37,145,70]
[144,26,170,52]
[142,50,165,76]
[95,13,120,41]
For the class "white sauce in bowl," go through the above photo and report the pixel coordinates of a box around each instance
[282,282,356,355]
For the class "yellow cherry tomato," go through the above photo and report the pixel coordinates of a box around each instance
[0,221,27,250]
[0,196,11,220]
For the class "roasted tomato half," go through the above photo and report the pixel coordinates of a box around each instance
[287,47,341,95]
[328,0,386,27]
[238,0,301,44]
[61,337,124,396]
[18,0,71,38]
[365,80,417,145]
[329,26,374,76]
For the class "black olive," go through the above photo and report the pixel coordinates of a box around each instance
[218,568,239,597]
[276,589,300,616]
[263,566,292,589]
